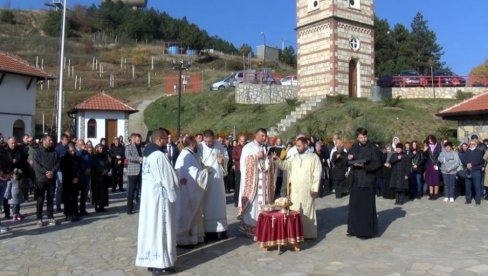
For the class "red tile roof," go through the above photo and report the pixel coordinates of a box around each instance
[0,52,53,79]
[72,92,138,113]
[437,91,488,117]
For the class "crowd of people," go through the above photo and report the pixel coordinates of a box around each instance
[0,128,487,275]
[0,132,145,232]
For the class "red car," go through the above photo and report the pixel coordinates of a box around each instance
[392,70,429,87]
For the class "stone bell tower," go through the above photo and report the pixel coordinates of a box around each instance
[296,0,375,98]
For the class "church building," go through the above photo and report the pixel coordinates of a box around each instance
[296,0,375,98]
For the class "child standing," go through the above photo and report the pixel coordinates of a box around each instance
[4,168,24,221]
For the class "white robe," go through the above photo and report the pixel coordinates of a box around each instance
[238,141,275,235]
[197,141,229,233]
[276,152,322,239]
[136,148,179,269]
[174,148,209,245]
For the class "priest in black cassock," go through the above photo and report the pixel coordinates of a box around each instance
[346,128,382,238]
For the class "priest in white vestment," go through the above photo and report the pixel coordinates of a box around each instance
[197,130,229,241]
[175,137,209,246]
[136,129,179,274]
[273,137,322,239]
[237,128,275,236]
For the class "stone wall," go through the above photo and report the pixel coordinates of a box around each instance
[235,83,297,104]
[457,118,488,143]
[380,87,488,99]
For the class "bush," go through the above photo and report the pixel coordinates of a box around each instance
[0,10,15,24]
[252,104,265,113]
[347,107,362,119]
[382,96,402,108]
[285,98,300,108]
[455,90,474,101]
[222,100,237,116]
[328,94,347,103]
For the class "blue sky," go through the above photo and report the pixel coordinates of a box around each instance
[7,0,487,75]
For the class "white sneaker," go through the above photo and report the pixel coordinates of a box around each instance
[443,197,448,202]
[0,226,8,232]
[449,198,455,202]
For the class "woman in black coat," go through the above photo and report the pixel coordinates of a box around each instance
[331,141,348,198]
[60,143,81,221]
[389,143,411,205]
[91,144,110,212]
[381,145,395,199]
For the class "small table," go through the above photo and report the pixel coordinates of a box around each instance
[253,210,304,253]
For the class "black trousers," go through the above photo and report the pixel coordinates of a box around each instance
[79,179,89,213]
[36,182,56,220]
[127,174,142,212]
[2,198,10,218]
[233,171,241,207]
[63,182,80,217]
[112,165,124,190]
[333,179,344,198]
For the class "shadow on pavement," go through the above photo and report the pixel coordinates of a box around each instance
[175,222,254,272]
[377,207,406,237]
[0,190,133,240]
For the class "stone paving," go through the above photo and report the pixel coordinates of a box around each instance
[1,186,488,275]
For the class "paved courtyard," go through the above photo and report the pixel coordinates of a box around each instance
[1,185,488,276]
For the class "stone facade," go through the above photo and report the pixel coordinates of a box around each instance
[385,87,488,99]
[235,83,297,104]
[457,118,488,143]
[296,0,374,99]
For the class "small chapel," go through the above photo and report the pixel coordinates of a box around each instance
[296,0,374,98]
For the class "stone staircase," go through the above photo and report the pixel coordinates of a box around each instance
[275,96,327,133]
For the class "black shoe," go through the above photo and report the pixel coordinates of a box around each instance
[65,216,71,221]
[71,216,80,222]
[119,188,126,192]
[80,210,89,216]
[112,189,117,193]
[56,207,62,212]
[151,267,176,275]
[465,201,471,204]
[127,210,133,215]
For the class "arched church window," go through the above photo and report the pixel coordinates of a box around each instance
[87,119,97,138]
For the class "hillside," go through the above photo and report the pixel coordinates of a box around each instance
[144,91,458,144]
[0,9,295,136]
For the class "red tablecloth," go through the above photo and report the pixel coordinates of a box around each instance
[253,210,304,247]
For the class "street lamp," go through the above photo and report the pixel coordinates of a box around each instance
[261,32,266,70]
[45,0,67,142]
[172,59,191,139]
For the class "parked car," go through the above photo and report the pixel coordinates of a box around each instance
[280,75,298,86]
[210,73,236,91]
[392,70,428,87]
[431,70,466,87]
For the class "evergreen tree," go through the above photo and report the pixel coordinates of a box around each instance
[279,46,297,68]
[238,43,253,57]
[410,12,444,74]
[374,16,394,76]
[390,24,415,74]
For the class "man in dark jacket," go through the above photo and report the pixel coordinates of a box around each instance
[109,137,125,192]
[346,128,382,238]
[33,135,59,227]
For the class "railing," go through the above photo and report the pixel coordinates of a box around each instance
[378,75,488,88]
